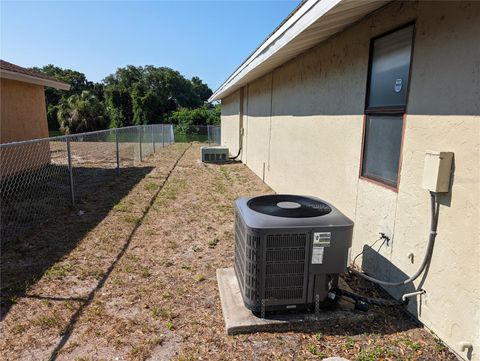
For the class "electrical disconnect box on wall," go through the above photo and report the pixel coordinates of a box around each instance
[422,151,453,193]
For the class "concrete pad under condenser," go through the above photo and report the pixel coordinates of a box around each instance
[216,268,375,335]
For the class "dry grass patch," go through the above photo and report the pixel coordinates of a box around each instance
[0,143,457,361]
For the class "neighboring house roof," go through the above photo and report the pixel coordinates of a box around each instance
[209,0,389,102]
[0,59,71,90]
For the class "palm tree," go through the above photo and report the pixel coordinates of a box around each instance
[58,91,108,134]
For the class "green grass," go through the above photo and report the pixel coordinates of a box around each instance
[343,337,356,350]
[123,215,141,225]
[174,133,208,143]
[144,182,159,191]
[402,337,422,352]
[33,311,65,331]
[113,203,128,212]
[357,346,392,361]
[307,344,326,357]
[165,321,175,330]
[151,306,173,320]
[48,130,64,137]
[195,274,206,282]
[157,177,187,204]
[44,262,73,279]
[207,238,219,248]
[434,338,447,352]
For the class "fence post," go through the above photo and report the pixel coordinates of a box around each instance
[152,125,155,153]
[162,124,165,148]
[66,137,75,207]
[115,129,120,175]
[139,126,143,162]
[207,124,211,145]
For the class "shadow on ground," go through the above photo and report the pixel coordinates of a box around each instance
[0,165,153,320]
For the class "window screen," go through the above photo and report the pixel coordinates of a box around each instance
[362,115,403,186]
[367,25,414,109]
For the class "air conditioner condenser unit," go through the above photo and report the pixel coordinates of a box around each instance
[234,194,353,314]
[201,146,229,163]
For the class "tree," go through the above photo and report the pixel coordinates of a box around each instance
[191,76,213,102]
[103,65,213,127]
[57,91,108,134]
[31,65,96,130]
[31,63,214,132]
[165,104,220,133]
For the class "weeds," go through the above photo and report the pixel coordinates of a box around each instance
[33,311,65,332]
[357,346,391,361]
[144,182,159,191]
[435,338,448,352]
[44,262,73,279]
[151,306,173,320]
[307,344,325,357]
[123,215,141,225]
[113,203,128,212]
[165,321,175,330]
[343,337,356,350]
[11,323,28,335]
[195,274,206,282]
[207,238,219,248]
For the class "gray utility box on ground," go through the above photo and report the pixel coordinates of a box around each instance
[234,194,353,314]
[201,146,229,163]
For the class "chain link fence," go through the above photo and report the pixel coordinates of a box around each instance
[0,124,174,244]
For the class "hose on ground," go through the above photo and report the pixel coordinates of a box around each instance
[351,192,439,287]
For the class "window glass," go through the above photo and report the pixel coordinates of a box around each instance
[362,115,403,186]
[368,25,414,108]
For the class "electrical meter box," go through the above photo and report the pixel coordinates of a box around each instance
[422,151,453,193]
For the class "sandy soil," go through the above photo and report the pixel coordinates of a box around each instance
[0,143,456,361]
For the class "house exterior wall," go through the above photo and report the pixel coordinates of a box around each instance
[0,78,50,178]
[220,91,241,157]
[220,1,480,359]
[1,78,49,143]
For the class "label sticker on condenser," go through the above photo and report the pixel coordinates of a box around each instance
[313,232,331,247]
[311,246,324,264]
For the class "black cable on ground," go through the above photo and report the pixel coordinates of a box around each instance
[229,147,242,160]
[335,288,405,307]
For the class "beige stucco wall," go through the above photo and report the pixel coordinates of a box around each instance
[0,78,50,178]
[221,1,480,359]
[220,90,241,157]
[1,78,49,143]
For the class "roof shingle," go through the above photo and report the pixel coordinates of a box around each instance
[0,59,70,87]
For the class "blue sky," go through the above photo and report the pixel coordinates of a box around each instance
[1,0,300,91]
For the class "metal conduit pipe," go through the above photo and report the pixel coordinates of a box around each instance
[352,192,439,287]
[401,290,426,302]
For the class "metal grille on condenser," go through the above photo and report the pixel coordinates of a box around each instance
[205,153,227,162]
[234,211,246,293]
[234,210,260,302]
[265,234,307,300]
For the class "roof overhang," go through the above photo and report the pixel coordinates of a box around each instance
[209,0,389,102]
[0,69,71,90]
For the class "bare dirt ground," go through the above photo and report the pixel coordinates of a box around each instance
[1,143,456,361]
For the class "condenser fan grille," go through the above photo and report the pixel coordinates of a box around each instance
[247,195,331,218]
